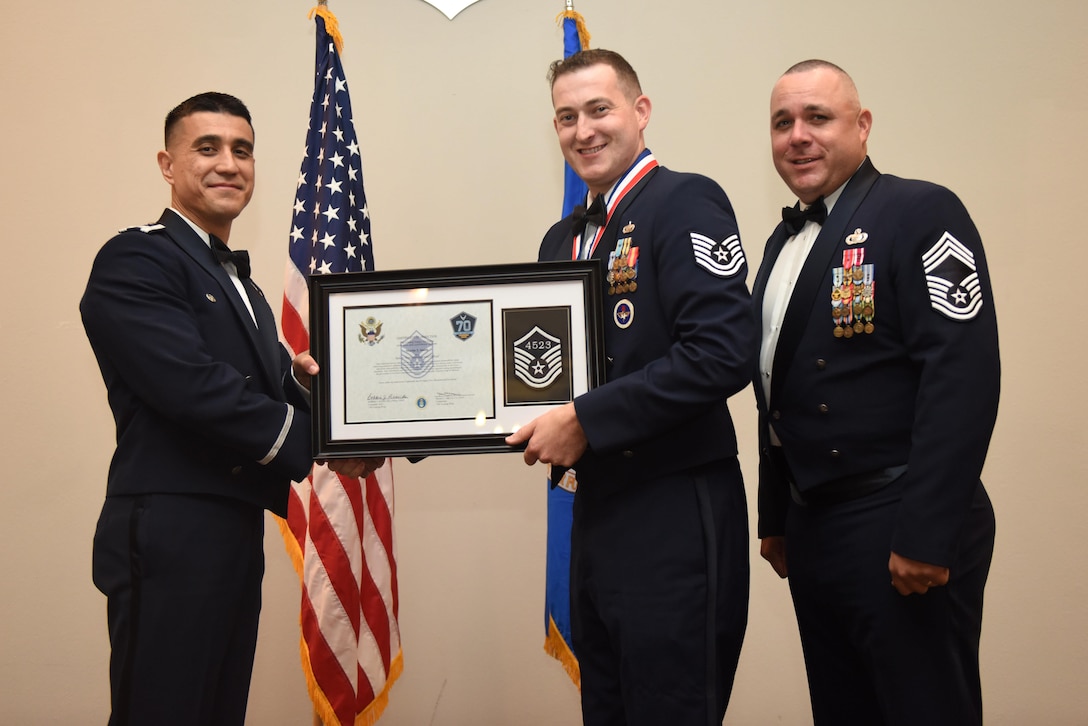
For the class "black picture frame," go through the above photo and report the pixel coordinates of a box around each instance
[309,260,605,458]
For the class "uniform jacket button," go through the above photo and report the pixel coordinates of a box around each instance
[818,403,829,413]
[231,465,244,475]
[829,449,840,458]
[622,450,635,458]
[772,410,781,420]
[816,358,827,370]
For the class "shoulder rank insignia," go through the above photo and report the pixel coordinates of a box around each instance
[119,223,165,234]
[691,232,745,277]
[922,232,984,321]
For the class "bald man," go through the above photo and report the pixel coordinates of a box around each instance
[751,60,1000,725]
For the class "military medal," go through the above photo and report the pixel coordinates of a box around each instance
[841,251,855,337]
[607,237,635,295]
[606,248,619,294]
[851,248,865,320]
[627,246,639,292]
[862,263,875,334]
[832,267,845,337]
[569,154,659,262]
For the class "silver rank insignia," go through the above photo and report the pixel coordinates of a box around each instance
[691,233,745,277]
[512,326,563,389]
[120,223,165,234]
[922,232,984,321]
[399,331,435,378]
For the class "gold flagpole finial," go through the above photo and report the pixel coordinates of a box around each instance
[309,3,344,54]
[556,3,591,51]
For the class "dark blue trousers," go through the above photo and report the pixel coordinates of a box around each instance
[92,493,266,726]
[786,479,995,726]
[571,458,749,726]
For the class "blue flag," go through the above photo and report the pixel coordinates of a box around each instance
[544,9,590,687]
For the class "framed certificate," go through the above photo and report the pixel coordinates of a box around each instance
[309,260,605,458]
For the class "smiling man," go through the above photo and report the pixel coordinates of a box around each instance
[752,60,1001,725]
[507,49,754,726]
[80,92,381,726]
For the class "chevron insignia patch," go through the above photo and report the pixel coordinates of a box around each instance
[922,232,984,321]
[691,232,745,277]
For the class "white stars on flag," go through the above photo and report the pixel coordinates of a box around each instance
[288,41,374,278]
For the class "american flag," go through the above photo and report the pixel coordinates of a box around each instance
[278,11,401,725]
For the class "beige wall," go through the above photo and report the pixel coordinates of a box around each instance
[1,0,1085,723]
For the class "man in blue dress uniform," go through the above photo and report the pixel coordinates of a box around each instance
[507,49,754,726]
[753,60,1000,725]
[81,92,380,726]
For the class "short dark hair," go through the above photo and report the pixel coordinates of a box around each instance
[548,49,643,99]
[164,92,253,147]
[782,59,850,78]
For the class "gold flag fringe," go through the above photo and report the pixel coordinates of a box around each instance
[302,639,404,726]
[277,512,404,726]
[555,9,591,51]
[310,5,345,55]
[543,614,582,689]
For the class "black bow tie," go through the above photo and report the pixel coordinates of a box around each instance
[571,194,607,240]
[781,198,827,236]
[210,236,251,279]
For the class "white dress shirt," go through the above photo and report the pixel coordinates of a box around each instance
[759,187,845,441]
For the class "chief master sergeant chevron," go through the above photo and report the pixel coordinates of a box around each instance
[506,49,754,726]
[753,59,1000,725]
[79,91,382,726]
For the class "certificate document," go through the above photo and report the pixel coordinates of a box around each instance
[343,301,495,424]
[311,261,605,457]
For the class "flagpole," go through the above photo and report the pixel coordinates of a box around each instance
[309,0,326,713]
[542,0,590,691]
[313,11,327,724]
[312,16,325,726]
[282,3,401,725]
[311,12,327,726]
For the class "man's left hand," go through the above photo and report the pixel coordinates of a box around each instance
[318,457,387,479]
[889,551,950,595]
[504,402,587,467]
[292,352,319,392]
